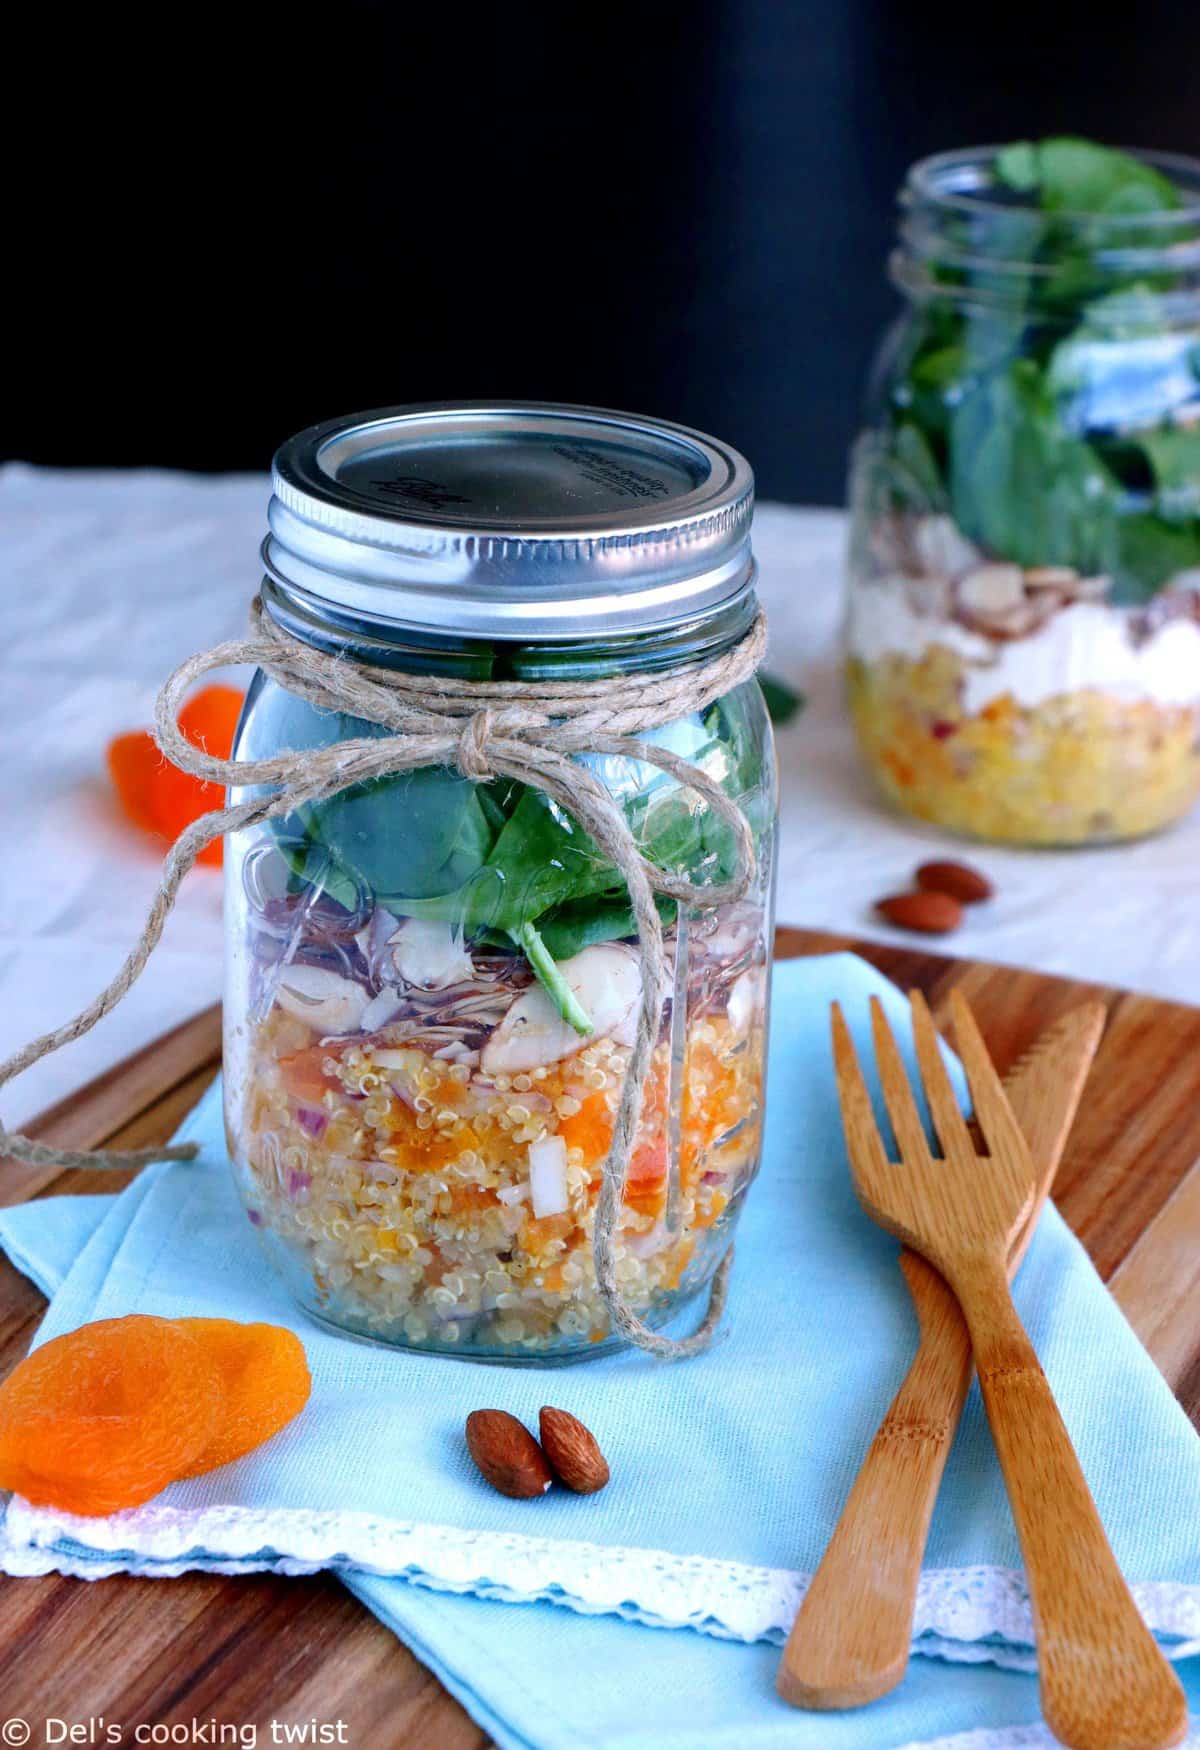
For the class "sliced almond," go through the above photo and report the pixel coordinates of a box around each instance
[1024,565,1079,593]
[970,602,1052,642]
[912,515,983,581]
[958,564,1026,618]
[275,966,369,1035]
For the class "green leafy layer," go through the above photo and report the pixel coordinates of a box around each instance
[277,690,769,1025]
[881,137,1200,603]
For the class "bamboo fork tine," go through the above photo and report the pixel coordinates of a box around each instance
[948,988,1032,1168]
[869,996,933,1165]
[908,990,972,1159]
[830,1003,892,1184]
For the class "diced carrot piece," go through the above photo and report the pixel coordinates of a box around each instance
[106,730,164,835]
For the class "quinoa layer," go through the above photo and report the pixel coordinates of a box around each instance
[849,649,1200,845]
[230,999,764,1356]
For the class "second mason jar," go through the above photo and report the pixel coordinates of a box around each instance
[847,142,1200,845]
[224,403,777,1360]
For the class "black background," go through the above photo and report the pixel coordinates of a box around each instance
[10,0,1199,502]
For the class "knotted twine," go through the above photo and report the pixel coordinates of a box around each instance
[0,597,769,1359]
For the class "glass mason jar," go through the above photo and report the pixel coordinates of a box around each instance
[224,404,777,1361]
[847,144,1200,845]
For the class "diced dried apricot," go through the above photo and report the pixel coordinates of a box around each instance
[278,1044,343,1104]
[627,1134,668,1191]
[522,1211,573,1251]
[0,1316,221,1515]
[175,1319,311,1477]
[559,1093,613,1161]
[662,1239,695,1290]
[624,1134,669,1216]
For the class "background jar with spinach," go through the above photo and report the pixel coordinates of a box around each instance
[846,140,1200,845]
[224,404,777,1361]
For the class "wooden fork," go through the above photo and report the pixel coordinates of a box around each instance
[829,987,1186,1750]
[777,999,1106,1712]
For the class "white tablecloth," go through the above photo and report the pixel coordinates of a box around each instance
[2,464,1197,1124]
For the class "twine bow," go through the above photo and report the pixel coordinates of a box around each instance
[0,597,768,1359]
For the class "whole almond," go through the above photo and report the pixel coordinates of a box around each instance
[915,860,994,904]
[876,891,963,935]
[465,1409,552,1498]
[539,1406,610,1494]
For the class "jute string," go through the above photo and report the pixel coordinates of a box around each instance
[0,598,768,1359]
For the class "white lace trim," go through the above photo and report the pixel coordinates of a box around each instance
[898,1724,1200,1750]
[3,1497,1199,1667]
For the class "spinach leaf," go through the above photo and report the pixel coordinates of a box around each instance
[1139,427,1200,520]
[994,141,1039,193]
[1114,513,1200,602]
[304,765,495,901]
[758,673,805,726]
[890,422,949,509]
[287,688,767,1027]
[996,138,1180,216]
[530,892,677,959]
[948,359,1120,572]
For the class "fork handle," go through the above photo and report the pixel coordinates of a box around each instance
[955,1254,1186,1750]
[776,1264,972,1708]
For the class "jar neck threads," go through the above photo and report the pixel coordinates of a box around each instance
[259,571,762,683]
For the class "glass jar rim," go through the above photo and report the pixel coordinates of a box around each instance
[905,143,1200,232]
[891,144,1200,318]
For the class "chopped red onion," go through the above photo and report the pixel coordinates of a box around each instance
[295,1105,328,1139]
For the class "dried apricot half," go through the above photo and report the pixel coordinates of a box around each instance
[0,1316,222,1515]
[106,683,245,869]
[176,1319,311,1477]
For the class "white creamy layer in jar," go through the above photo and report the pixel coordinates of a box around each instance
[848,580,1200,714]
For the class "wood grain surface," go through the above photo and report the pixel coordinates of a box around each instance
[1,927,1198,1749]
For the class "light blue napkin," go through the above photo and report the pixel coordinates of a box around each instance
[2,954,1198,1749]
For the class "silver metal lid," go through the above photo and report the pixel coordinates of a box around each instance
[265,402,755,639]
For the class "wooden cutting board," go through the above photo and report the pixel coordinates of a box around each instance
[1,927,1198,1748]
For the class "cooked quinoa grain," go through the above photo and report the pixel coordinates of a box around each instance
[232,979,765,1355]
